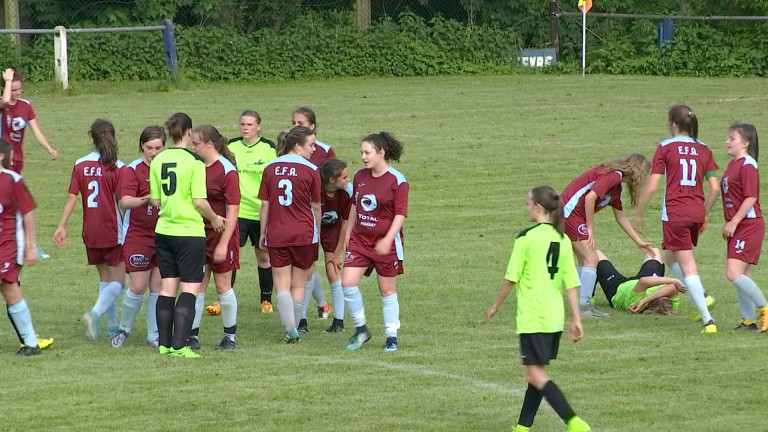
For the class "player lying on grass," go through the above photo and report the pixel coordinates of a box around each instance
[595,248,685,314]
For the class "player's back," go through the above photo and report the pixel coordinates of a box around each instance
[70,152,124,247]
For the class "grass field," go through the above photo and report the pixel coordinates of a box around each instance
[2,75,768,431]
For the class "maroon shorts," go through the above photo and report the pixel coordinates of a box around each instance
[564,216,589,242]
[206,229,240,273]
[10,159,23,174]
[727,218,765,265]
[0,260,21,284]
[662,221,702,251]
[86,245,124,266]
[344,247,404,278]
[123,242,157,273]
[268,243,318,270]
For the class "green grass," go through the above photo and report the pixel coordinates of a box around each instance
[3,75,768,431]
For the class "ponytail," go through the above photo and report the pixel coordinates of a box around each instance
[530,185,563,236]
[277,126,314,156]
[668,105,698,141]
[89,118,118,169]
[165,112,192,144]
[362,132,403,162]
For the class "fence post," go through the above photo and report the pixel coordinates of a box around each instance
[53,26,69,90]
[549,0,560,57]
[657,18,674,49]
[355,0,371,31]
[4,0,20,47]
[161,19,179,82]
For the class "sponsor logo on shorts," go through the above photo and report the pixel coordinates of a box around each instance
[577,223,589,236]
[344,251,354,263]
[129,254,151,268]
[360,194,377,212]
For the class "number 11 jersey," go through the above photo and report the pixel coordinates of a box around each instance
[651,136,718,223]
[258,154,321,247]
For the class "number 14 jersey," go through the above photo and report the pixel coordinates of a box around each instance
[258,154,321,247]
[651,136,718,223]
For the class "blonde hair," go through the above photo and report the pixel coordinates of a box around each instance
[601,153,651,207]
[642,297,675,315]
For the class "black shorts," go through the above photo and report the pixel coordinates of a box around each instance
[238,218,261,247]
[519,332,562,365]
[597,259,665,307]
[155,233,206,283]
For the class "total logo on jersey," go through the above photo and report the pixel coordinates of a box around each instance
[322,210,339,225]
[360,194,377,212]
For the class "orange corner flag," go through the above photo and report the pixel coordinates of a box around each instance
[578,0,592,13]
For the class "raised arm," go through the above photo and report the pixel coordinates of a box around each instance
[628,283,679,313]
[635,276,685,292]
[0,69,12,108]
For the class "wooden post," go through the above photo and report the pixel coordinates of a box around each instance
[54,26,68,90]
[355,0,371,31]
[549,0,560,57]
[4,0,20,46]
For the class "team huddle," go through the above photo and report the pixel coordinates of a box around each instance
[487,105,767,432]
[1,102,409,358]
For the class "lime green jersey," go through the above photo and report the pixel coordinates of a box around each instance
[612,280,681,312]
[505,223,580,334]
[228,137,277,220]
[149,147,207,237]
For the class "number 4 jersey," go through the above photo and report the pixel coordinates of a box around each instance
[258,154,321,247]
[652,136,718,223]
[68,152,125,248]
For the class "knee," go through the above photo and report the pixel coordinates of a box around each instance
[725,268,741,283]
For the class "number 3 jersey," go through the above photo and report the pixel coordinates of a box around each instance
[348,167,409,261]
[68,152,125,248]
[504,223,580,334]
[120,158,160,247]
[651,136,718,223]
[258,154,321,247]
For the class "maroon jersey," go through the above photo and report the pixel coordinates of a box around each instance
[2,99,36,165]
[349,167,409,260]
[722,155,762,222]
[0,169,35,264]
[205,156,241,229]
[652,136,718,223]
[68,152,125,248]
[562,167,623,220]
[320,182,353,252]
[309,140,336,166]
[258,154,321,247]
[121,158,159,246]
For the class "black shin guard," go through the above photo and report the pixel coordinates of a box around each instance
[258,267,273,302]
[518,383,543,427]
[541,381,576,423]
[171,292,197,350]
[156,295,176,348]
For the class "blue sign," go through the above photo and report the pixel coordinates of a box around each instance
[519,48,557,67]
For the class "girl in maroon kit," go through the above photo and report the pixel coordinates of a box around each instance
[720,123,768,331]
[258,126,322,343]
[342,132,408,352]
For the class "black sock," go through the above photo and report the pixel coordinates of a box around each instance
[190,327,199,337]
[518,383,543,427]
[171,292,197,350]
[541,380,575,423]
[258,267,273,302]
[156,295,175,348]
[356,324,369,334]
[7,306,23,344]
[224,325,237,335]
[230,269,237,287]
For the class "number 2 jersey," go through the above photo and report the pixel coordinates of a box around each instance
[120,158,160,247]
[651,136,718,223]
[68,152,125,248]
[258,154,321,247]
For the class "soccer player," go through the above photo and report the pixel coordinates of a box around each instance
[0,68,58,174]
[636,105,720,333]
[258,126,321,343]
[720,124,768,331]
[486,185,590,432]
[190,125,240,350]
[149,113,224,358]
[595,249,685,315]
[343,132,408,352]
[111,126,165,348]
[221,111,277,315]
[292,107,334,324]
[54,119,125,341]
[561,154,653,318]
[0,139,49,355]
[318,158,352,333]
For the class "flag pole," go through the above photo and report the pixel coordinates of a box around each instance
[581,7,586,77]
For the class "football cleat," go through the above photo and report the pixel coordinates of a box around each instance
[82,310,99,340]
[702,320,717,334]
[186,335,201,350]
[111,330,129,348]
[170,346,202,358]
[284,328,300,344]
[107,326,120,340]
[146,338,160,348]
[16,345,41,356]
[158,346,171,355]
[260,300,274,314]
[215,336,236,350]
[21,335,53,350]
[758,305,768,332]
[345,330,371,351]
[383,337,398,352]
[566,416,591,432]
[325,318,345,333]
[298,319,308,333]
[733,321,758,331]
[511,425,530,432]
[579,304,609,318]
[317,303,332,320]
[206,301,221,316]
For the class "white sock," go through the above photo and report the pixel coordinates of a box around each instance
[311,270,327,307]
[93,281,123,317]
[736,289,756,320]
[669,262,685,283]
[218,289,237,329]
[684,275,712,323]
[192,292,205,333]
[344,286,366,328]
[382,293,400,338]
[579,267,597,305]
[733,275,767,310]
[119,291,144,333]
[276,291,295,331]
[302,276,313,319]
[330,281,344,320]
[146,292,159,342]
